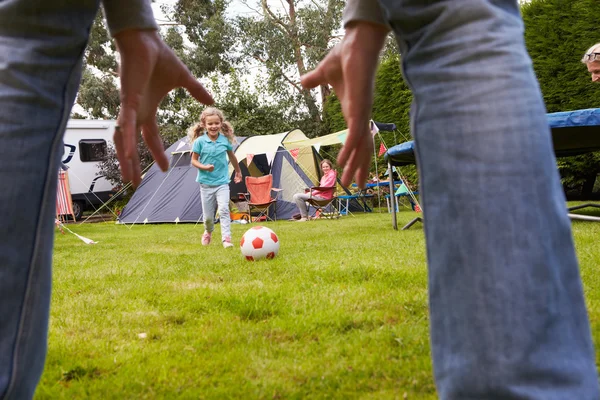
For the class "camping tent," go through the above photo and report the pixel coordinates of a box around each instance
[118,128,360,224]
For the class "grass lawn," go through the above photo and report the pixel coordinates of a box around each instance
[38,205,600,399]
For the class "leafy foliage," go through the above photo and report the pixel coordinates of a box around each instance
[77,13,119,119]
[522,0,600,198]
[209,71,294,136]
[233,0,345,134]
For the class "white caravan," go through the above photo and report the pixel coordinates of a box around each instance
[61,119,118,220]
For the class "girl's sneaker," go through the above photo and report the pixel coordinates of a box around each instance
[202,231,212,246]
[223,236,233,248]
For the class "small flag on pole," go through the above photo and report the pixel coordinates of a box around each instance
[378,142,387,156]
[370,120,379,137]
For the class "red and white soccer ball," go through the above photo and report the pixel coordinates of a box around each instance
[240,226,280,261]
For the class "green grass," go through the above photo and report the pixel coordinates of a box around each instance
[37,206,600,399]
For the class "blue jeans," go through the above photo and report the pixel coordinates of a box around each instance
[200,184,232,241]
[0,1,99,398]
[378,0,599,397]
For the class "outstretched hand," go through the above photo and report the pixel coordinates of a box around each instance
[114,30,214,186]
[234,171,242,184]
[300,22,389,188]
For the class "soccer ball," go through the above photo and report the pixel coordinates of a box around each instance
[240,226,280,261]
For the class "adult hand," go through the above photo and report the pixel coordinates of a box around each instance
[114,29,214,186]
[301,22,388,188]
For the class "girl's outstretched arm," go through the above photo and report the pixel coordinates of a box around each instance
[227,150,242,183]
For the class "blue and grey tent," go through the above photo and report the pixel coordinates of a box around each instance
[118,136,248,224]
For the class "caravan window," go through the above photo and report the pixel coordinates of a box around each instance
[79,140,107,162]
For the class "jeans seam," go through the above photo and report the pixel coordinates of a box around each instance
[3,41,89,400]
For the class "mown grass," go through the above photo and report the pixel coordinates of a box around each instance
[37,205,600,399]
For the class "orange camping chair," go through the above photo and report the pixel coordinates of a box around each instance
[306,186,340,220]
[56,169,76,222]
[240,175,282,222]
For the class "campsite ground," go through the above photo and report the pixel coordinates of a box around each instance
[38,204,600,399]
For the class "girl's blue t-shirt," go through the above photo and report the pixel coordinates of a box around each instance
[192,133,233,185]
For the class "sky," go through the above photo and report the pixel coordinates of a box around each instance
[152,0,267,23]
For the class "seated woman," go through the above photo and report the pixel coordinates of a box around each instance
[292,159,337,222]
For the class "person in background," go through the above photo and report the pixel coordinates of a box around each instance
[0,1,213,398]
[293,159,337,221]
[583,42,600,82]
[301,0,599,398]
[189,107,242,248]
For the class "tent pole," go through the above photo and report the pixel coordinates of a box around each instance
[389,161,397,230]
[373,135,382,211]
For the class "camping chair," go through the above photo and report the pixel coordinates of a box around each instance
[306,186,340,220]
[56,169,76,222]
[239,175,282,222]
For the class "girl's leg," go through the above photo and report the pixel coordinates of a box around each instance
[215,184,232,242]
[200,184,217,234]
[293,193,311,218]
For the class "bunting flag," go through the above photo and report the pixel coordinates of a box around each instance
[337,132,347,144]
[370,120,379,137]
[246,154,254,165]
[266,152,275,165]
[378,142,387,156]
[289,148,300,160]
[395,183,409,196]
[313,143,321,153]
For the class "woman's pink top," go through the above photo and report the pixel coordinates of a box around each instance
[312,170,337,200]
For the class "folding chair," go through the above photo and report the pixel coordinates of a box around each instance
[239,175,282,222]
[306,186,340,219]
[56,169,76,222]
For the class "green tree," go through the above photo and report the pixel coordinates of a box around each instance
[76,2,235,188]
[76,13,119,120]
[208,70,295,136]
[234,0,344,135]
[522,0,600,198]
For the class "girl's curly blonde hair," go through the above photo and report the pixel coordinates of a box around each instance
[187,107,236,145]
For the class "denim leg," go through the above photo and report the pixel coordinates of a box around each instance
[0,1,100,398]
[200,184,217,233]
[378,0,599,398]
[215,184,231,240]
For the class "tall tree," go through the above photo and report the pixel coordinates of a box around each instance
[235,0,344,135]
[75,13,119,120]
[522,0,600,198]
[76,3,235,188]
